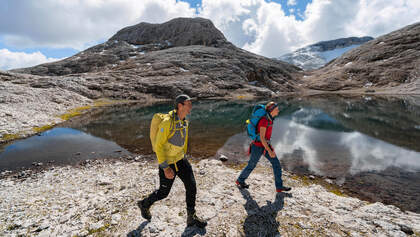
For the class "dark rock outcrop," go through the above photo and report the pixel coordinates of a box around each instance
[109,17,229,47]
[304,22,420,93]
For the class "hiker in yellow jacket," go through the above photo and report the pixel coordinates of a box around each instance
[138,94,207,228]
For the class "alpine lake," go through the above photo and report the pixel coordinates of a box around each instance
[1,95,420,213]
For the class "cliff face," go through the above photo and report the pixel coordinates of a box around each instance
[304,22,420,93]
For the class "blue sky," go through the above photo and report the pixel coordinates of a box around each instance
[1,0,419,70]
[184,0,312,19]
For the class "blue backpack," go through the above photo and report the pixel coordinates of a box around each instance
[246,104,267,141]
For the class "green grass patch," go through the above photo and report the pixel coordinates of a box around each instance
[290,174,346,197]
[59,99,133,121]
[328,187,345,197]
[1,133,21,141]
[59,106,92,121]
[87,223,110,235]
[33,124,55,133]
[93,98,133,107]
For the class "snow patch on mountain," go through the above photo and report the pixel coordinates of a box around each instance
[279,37,373,70]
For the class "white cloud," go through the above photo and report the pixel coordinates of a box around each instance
[0,0,195,50]
[346,0,420,37]
[0,0,419,59]
[199,0,259,48]
[242,2,306,56]
[207,0,420,57]
[287,0,297,6]
[0,49,60,70]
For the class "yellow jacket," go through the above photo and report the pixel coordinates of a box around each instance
[155,110,188,169]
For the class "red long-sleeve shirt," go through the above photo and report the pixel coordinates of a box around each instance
[253,116,273,147]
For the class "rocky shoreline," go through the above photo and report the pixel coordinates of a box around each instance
[1,156,419,236]
[0,70,164,143]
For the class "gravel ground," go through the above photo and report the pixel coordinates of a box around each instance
[1,157,419,236]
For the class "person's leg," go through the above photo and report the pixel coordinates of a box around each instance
[177,159,207,228]
[263,152,283,189]
[264,151,291,192]
[237,144,264,184]
[176,159,196,214]
[139,165,176,219]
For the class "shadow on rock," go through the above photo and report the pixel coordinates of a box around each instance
[240,188,292,236]
[127,221,149,237]
[181,225,207,237]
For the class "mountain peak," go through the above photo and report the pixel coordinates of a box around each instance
[108,17,229,47]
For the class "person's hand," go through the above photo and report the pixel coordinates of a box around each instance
[164,167,175,179]
[268,150,276,158]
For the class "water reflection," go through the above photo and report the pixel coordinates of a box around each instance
[343,132,420,173]
[271,117,420,177]
[217,108,420,177]
[291,95,420,153]
[216,98,420,212]
[60,101,252,158]
[0,128,131,171]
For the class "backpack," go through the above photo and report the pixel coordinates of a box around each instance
[150,112,175,152]
[246,104,267,141]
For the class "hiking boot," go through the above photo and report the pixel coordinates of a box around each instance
[137,200,151,221]
[236,180,249,189]
[187,212,207,228]
[276,186,292,192]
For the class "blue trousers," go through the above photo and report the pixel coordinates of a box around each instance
[237,143,284,189]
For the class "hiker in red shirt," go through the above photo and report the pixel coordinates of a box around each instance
[236,102,291,193]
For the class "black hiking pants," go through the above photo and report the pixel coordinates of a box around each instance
[142,158,197,214]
